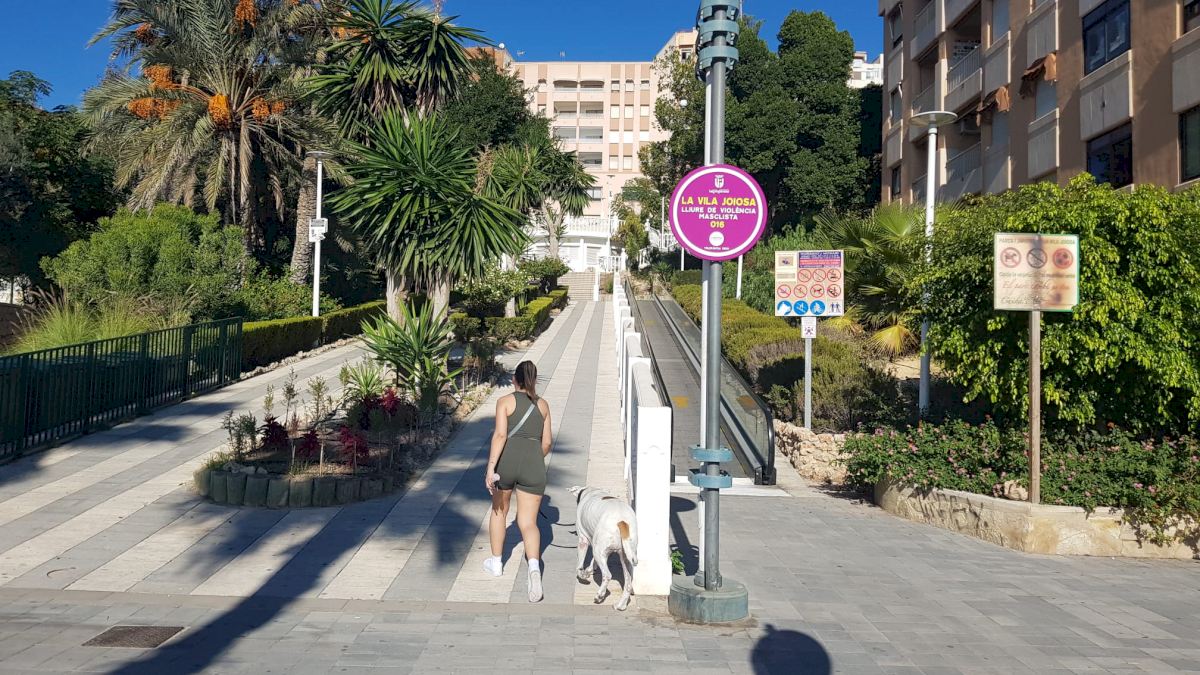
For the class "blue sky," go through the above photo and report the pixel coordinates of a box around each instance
[0,1,883,109]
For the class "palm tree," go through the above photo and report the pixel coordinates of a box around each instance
[816,205,923,358]
[307,0,486,303]
[482,139,594,261]
[329,113,526,321]
[86,0,335,254]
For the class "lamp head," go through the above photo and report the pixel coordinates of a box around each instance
[909,111,958,129]
[306,150,333,160]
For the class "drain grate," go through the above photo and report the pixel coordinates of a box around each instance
[83,625,184,649]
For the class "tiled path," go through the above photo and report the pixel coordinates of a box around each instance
[0,298,1199,674]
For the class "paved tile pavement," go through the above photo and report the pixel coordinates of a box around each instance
[0,297,1198,674]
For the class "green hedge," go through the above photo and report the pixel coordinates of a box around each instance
[456,288,569,343]
[672,284,806,392]
[671,270,703,287]
[243,315,324,371]
[321,300,387,342]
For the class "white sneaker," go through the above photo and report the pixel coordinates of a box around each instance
[483,556,503,577]
[528,566,543,603]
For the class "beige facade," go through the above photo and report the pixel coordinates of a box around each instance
[479,32,696,271]
[880,0,1200,206]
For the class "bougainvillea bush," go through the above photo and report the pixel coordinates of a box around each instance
[843,421,1200,544]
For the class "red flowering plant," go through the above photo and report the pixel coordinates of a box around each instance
[338,425,370,470]
[258,416,289,455]
[296,428,321,461]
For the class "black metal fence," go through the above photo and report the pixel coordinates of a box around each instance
[0,318,242,460]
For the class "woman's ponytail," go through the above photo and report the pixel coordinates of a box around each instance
[514,360,538,401]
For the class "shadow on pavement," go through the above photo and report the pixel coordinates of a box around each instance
[669,495,699,576]
[751,624,831,675]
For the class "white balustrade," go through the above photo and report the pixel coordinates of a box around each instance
[612,277,672,596]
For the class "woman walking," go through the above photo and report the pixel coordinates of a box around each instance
[483,360,553,602]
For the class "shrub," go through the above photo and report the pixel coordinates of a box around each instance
[242,316,323,370]
[842,421,1200,545]
[481,288,567,342]
[915,176,1200,434]
[236,273,340,322]
[322,300,386,342]
[671,269,703,287]
[42,205,247,321]
[361,301,459,416]
[519,257,571,292]
[449,313,483,341]
[458,265,529,317]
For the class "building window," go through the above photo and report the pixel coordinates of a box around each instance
[1087,123,1133,187]
[890,167,902,198]
[537,104,546,115]
[622,156,633,170]
[991,0,1010,43]
[680,50,692,61]
[1034,80,1057,120]
[889,9,903,47]
[609,157,619,170]
[640,80,651,90]
[610,106,620,119]
[1083,0,1130,75]
[638,130,650,141]
[610,80,620,91]
[890,88,902,123]
[640,105,650,117]
[625,80,635,91]
[1187,0,1200,33]
[587,187,603,200]
[537,79,547,92]
[990,111,1010,149]
[608,130,620,143]
[624,105,634,119]
[1183,106,1200,182]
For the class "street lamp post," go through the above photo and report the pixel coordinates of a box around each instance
[307,151,332,318]
[908,110,957,419]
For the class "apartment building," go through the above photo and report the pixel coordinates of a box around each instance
[880,0,1200,206]
[850,51,885,88]
[480,31,696,270]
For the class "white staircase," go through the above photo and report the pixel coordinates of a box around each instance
[559,272,596,300]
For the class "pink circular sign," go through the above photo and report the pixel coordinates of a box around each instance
[670,164,767,262]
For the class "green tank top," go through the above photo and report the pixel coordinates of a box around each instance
[507,393,544,445]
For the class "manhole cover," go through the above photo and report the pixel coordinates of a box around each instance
[83,626,184,649]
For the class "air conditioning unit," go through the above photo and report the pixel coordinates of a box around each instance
[958,116,981,135]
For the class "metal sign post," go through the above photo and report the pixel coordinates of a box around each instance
[308,151,331,318]
[993,232,1079,505]
[801,317,817,429]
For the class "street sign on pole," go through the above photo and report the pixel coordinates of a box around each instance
[308,217,327,243]
[774,250,845,317]
[669,164,766,262]
[993,232,1080,505]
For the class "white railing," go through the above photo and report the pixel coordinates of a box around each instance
[564,215,615,236]
[613,278,672,596]
[580,110,605,118]
[948,48,982,91]
[942,143,982,201]
[555,111,578,121]
[946,143,981,183]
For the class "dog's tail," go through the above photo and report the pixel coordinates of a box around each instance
[617,520,638,566]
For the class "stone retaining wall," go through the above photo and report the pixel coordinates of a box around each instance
[773,420,848,485]
[874,479,1199,559]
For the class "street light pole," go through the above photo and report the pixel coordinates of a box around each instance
[909,111,956,419]
[307,150,332,318]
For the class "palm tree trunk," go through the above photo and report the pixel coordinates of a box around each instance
[430,273,451,321]
[289,155,318,284]
[385,269,407,322]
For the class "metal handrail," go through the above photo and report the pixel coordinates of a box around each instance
[623,276,670,415]
[648,279,776,485]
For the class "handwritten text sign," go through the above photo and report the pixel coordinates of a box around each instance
[993,233,1079,312]
[670,164,767,262]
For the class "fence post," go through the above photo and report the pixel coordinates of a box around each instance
[138,333,151,414]
[216,322,229,388]
[84,341,97,435]
[15,353,30,454]
[181,324,195,398]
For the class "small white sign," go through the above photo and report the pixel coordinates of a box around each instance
[308,226,325,243]
[801,316,817,339]
[309,217,328,232]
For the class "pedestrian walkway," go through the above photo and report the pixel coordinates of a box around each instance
[0,296,1199,674]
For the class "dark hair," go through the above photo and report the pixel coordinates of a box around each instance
[514,360,538,400]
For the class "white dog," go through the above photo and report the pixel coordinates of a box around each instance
[570,485,638,611]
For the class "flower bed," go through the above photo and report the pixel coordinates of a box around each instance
[843,420,1200,547]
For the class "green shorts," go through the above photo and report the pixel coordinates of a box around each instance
[495,446,547,496]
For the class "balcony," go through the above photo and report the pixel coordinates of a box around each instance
[1027,111,1059,179]
[939,143,982,202]
[885,124,905,167]
[554,111,578,121]
[911,1,939,59]
[879,0,901,15]
[578,127,604,144]
[579,83,606,101]
[909,86,938,141]
[886,43,904,89]
[1174,23,1200,112]
[945,49,982,112]
[553,81,578,92]
[552,127,576,142]
[1079,50,1132,140]
[1026,0,1057,65]
[983,145,1011,195]
[983,33,1011,94]
[579,108,605,119]
[944,0,978,28]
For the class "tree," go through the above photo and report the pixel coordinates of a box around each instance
[641,12,876,233]
[443,55,544,152]
[85,0,336,254]
[308,0,485,312]
[329,113,527,321]
[0,72,121,288]
[611,177,664,247]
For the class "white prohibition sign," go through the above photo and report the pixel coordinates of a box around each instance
[801,316,817,339]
